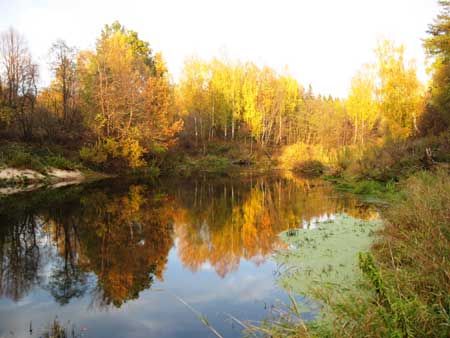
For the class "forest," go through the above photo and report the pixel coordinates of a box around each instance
[1,1,450,338]
[0,15,443,175]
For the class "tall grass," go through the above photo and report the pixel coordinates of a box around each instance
[251,169,450,337]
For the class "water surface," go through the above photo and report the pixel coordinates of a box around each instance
[0,173,374,337]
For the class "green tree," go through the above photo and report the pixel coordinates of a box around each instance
[423,0,450,133]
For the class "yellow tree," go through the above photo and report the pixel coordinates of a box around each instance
[142,53,183,155]
[242,62,263,152]
[278,74,300,144]
[178,57,210,148]
[346,65,379,145]
[375,39,424,139]
[78,22,181,168]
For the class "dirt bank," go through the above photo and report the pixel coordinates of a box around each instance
[0,167,86,195]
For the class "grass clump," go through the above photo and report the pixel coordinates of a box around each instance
[41,319,79,338]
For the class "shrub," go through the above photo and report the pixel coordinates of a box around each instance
[279,143,331,170]
[293,160,325,177]
[80,143,108,166]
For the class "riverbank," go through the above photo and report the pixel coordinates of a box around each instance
[0,142,112,195]
[254,168,450,338]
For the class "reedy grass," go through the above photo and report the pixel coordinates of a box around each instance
[249,169,450,338]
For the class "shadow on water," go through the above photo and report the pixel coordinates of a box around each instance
[0,173,375,337]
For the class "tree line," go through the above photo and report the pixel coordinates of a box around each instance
[1,7,448,170]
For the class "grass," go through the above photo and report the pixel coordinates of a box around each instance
[0,142,81,173]
[252,169,450,338]
[38,318,79,338]
[332,178,399,203]
[174,155,232,176]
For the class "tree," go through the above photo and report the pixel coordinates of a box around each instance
[346,65,379,145]
[78,22,180,168]
[142,53,183,156]
[423,0,450,133]
[48,39,79,129]
[0,28,38,140]
[375,39,424,139]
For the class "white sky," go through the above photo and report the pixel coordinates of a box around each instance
[0,0,440,98]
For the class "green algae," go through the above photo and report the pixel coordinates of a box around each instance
[274,214,382,296]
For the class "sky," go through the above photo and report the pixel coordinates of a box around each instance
[0,0,440,98]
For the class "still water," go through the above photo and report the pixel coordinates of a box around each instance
[0,173,373,337]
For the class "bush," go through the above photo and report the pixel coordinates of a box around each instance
[293,160,325,177]
[343,133,450,181]
[279,143,331,170]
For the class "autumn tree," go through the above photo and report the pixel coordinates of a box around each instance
[141,52,183,156]
[375,40,424,139]
[78,21,181,168]
[346,65,379,145]
[0,28,38,140]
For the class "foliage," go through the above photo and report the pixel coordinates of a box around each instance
[292,160,326,177]
[346,65,379,145]
[341,132,450,181]
[278,143,331,169]
[423,0,450,134]
[77,22,182,169]
[375,40,425,139]
[176,155,231,176]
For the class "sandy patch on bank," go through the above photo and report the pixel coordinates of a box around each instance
[46,168,85,182]
[0,168,45,181]
[0,167,85,195]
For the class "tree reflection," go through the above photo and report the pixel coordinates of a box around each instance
[0,183,174,308]
[172,174,374,277]
[76,186,174,307]
[0,174,374,307]
[0,212,42,301]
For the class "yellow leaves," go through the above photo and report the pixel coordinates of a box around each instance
[345,39,426,143]
[347,64,379,144]
[375,39,425,139]
[78,22,180,169]
[79,136,146,168]
[178,56,303,144]
[120,137,146,168]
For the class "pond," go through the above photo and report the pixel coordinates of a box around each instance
[0,173,375,337]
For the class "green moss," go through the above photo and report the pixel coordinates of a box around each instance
[274,214,382,296]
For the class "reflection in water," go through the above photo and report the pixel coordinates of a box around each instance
[0,173,374,336]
